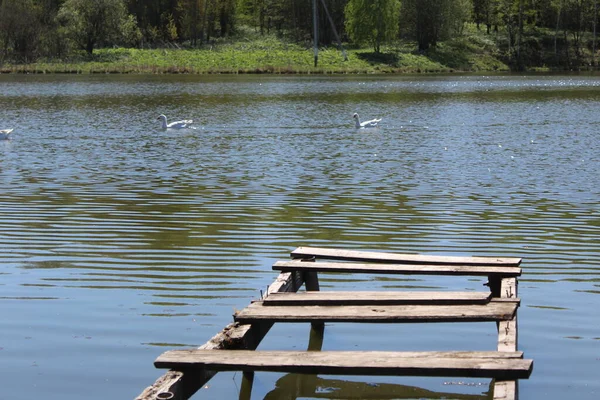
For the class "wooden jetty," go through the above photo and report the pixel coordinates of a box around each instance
[137,246,532,400]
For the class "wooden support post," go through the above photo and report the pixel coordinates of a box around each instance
[304,271,320,291]
[296,320,326,395]
[304,271,322,329]
[239,371,254,400]
[497,278,518,352]
[494,277,519,400]
[307,323,325,351]
[290,254,319,291]
[488,275,502,298]
[493,380,518,400]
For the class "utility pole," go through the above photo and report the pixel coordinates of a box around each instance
[594,0,598,67]
[313,0,318,67]
[320,0,348,61]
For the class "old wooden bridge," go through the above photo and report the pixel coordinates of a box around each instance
[137,246,533,400]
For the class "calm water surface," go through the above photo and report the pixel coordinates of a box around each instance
[0,74,599,399]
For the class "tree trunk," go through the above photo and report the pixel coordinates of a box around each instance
[516,0,524,71]
[86,39,94,55]
[564,29,571,68]
[554,3,561,65]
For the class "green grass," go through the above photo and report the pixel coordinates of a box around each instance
[0,28,510,74]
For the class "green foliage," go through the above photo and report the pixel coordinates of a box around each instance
[57,0,136,55]
[401,0,473,51]
[162,13,179,42]
[2,28,511,74]
[0,0,42,62]
[122,14,143,47]
[1,0,600,71]
[345,0,401,53]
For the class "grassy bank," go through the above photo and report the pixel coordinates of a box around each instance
[0,28,509,74]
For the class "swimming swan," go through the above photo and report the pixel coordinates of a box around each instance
[0,129,14,140]
[353,113,381,129]
[157,115,193,130]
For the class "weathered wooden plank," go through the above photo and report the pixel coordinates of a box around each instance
[155,350,533,380]
[135,271,304,400]
[274,260,522,277]
[234,302,518,324]
[263,291,492,306]
[291,247,522,266]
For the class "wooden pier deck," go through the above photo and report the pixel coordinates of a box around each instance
[137,247,532,400]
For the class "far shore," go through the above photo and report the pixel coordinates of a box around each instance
[4,30,598,76]
[0,38,512,75]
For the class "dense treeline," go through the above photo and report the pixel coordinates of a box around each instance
[0,0,598,70]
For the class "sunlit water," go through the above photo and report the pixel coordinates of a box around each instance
[1,74,599,400]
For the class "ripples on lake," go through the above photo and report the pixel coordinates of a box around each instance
[0,74,599,400]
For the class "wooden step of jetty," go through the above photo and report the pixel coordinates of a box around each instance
[234,301,518,324]
[155,349,533,380]
[273,260,522,277]
[262,291,493,306]
[291,246,522,266]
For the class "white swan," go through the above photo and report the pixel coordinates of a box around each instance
[0,129,14,140]
[157,114,193,130]
[353,113,381,129]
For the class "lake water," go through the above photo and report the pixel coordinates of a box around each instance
[0,73,599,400]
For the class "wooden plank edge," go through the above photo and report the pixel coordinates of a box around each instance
[263,291,493,306]
[235,302,518,324]
[291,247,522,266]
[156,350,525,365]
[490,298,521,305]
[274,260,522,276]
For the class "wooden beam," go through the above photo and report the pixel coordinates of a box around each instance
[497,278,519,353]
[234,302,518,324]
[291,247,522,266]
[263,291,492,306]
[493,380,518,400]
[274,260,522,277]
[494,277,520,399]
[155,350,533,380]
[135,271,304,400]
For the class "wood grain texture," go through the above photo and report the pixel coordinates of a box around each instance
[291,247,522,266]
[155,350,533,379]
[273,260,522,277]
[263,291,492,306]
[234,302,518,323]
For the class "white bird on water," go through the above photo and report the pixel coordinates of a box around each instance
[0,129,14,140]
[157,114,193,130]
[353,113,381,129]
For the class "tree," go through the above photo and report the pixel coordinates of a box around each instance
[402,0,472,51]
[0,0,42,62]
[58,0,139,55]
[473,0,502,34]
[345,0,401,53]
